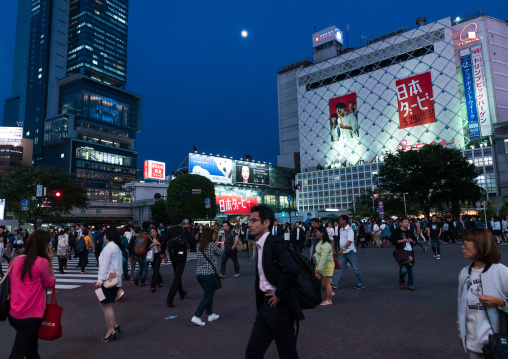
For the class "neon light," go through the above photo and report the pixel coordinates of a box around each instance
[454,23,483,47]
[396,138,455,151]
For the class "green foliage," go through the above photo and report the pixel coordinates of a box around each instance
[499,204,508,218]
[477,201,497,221]
[0,164,88,223]
[166,174,216,223]
[350,188,420,220]
[151,199,171,225]
[377,144,483,217]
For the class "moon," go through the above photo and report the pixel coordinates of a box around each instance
[241,30,248,38]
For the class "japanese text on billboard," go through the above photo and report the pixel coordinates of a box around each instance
[471,46,492,136]
[460,50,480,138]
[396,72,436,129]
[216,195,257,215]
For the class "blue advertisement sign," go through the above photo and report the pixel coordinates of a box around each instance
[460,50,480,138]
[189,154,233,184]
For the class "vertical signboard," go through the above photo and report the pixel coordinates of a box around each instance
[0,199,5,220]
[471,45,492,136]
[460,49,480,138]
[396,72,436,129]
[143,160,165,180]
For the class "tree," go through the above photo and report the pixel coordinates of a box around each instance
[166,174,216,223]
[151,199,171,225]
[477,201,496,224]
[0,164,88,224]
[377,144,484,218]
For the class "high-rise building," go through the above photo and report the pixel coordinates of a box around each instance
[3,0,141,204]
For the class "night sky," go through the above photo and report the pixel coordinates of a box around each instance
[1,1,507,173]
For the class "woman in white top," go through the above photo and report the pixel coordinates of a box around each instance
[95,227,123,343]
[326,222,335,239]
[56,230,69,274]
[283,224,290,244]
[372,221,382,248]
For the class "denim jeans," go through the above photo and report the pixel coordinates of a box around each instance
[399,263,415,287]
[129,257,137,280]
[194,274,216,317]
[430,236,441,255]
[137,255,149,284]
[331,251,366,287]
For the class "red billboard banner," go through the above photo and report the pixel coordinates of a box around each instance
[216,195,257,214]
[144,160,165,180]
[396,72,436,129]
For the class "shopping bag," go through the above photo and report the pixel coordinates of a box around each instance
[38,285,63,341]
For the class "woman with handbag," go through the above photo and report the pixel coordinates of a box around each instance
[95,227,123,343]
[191,229,224,326]
[314,227,335,306]
[56,230,69,274]
[7,230,56,358]
[457,228,508,358]
[149,228,163,292]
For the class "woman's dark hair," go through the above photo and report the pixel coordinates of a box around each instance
[316,227,331,244]
[198,229,214,252]
[103,227,124,251]
[83,229,89,236]
[462,228,500,264]
[149,227,160,240]
[20,230,52,281]
[59,229,65,235]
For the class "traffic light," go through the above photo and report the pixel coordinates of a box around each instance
[295,183,302,190]
[55,191,61,197]
[295,211,299,216]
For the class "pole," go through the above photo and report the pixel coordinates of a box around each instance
[289,201,292,224]
[483,201,487,226]
[403,193,407,217]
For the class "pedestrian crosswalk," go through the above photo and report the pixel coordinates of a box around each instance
[0,252,198,292]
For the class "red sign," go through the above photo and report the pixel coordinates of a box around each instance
[396,138,455,151]
[216,195,257,214]
[396,72,436,129]
[144,160,165,180]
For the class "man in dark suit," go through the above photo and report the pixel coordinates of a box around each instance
[270,219,283,238]
[246,205,304,359]
[290,221,305,253]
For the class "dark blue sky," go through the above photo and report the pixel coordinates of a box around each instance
[1,1,507,173]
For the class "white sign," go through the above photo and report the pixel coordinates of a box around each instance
[0,199,5,220]
[312,26,343,47]
[143,160,166,180]
[470,45,492,136]
[0,127,23,145]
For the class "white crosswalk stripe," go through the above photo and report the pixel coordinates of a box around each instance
[1,252,198,291]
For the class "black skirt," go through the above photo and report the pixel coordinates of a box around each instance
[100,285,119,304]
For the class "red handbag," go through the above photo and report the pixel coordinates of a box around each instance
[333,254,341,269]
[38,285,63,341]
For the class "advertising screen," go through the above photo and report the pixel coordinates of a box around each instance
[235,162,270,186]
[189,153,233,184]
[0,127,23,145]
[312,26,343,47]
[296,18,465,170]
[216,195,257,214]
[143,160,165,180]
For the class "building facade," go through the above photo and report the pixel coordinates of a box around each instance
[277,13,508,214]
[3,0,140,203]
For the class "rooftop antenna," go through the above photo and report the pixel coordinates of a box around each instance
[314,23,317,33]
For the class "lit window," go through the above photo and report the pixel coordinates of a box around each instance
[61,153,65,158]
[26,131,30,136]
[38,74,42,78]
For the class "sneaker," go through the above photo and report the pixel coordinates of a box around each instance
[219,274,225,279]
[407,286,415,291]
[208,314,219,322]
[433,254,437,258]
[354,284,367,290]
[234,274,241,278]
[331,284,338,289]
[437,255,441,260]
[191,316,206,326]
[400,283,406,289]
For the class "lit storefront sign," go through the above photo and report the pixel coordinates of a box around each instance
[460,49,480,138]
[143,160,165,180]
[216,195,257,215]
[312,26,343,47]
[471,45,492,136]
[396,138,455,151]
[455,23,483,47]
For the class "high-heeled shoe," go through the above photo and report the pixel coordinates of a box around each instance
[114,325,121,334]
[101,330,117,342]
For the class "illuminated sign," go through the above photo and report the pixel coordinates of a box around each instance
[236,161,270,186]
[471,45,492,136]
[454,23,483,47]
[143,160,165,180]
[0,127,23,145]
[396,72,436,129]
[0,199,5,220]
[397,138,455,151]
[460,49,480,138]
[189,153,233,184]
[312,26,343,47]
[216,195,257,215]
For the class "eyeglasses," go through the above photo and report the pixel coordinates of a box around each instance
[248,218,263,223]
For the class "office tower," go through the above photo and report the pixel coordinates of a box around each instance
[3,0,141,203]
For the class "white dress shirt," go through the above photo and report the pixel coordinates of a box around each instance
[256,232,276,293]
[98,241,123,286]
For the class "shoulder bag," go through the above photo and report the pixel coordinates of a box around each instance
[0,263,13,321]
[103,272,119,288]
[483,299,508,358]
[38,285,63,341]
[393,247,413,264]
[202,251,221,290]
[332,254,341,269]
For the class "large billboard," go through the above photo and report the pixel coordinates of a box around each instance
[189,153,233,184]
[296,18,465,170]
[0,127,23,146]
[460,49,480,138]
[313,26,343,47]
[235,161,270,186]
[471,45,492,136]
[216,195,257,214]
[144,160,165,180]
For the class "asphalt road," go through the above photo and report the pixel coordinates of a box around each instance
[1,242,507,359]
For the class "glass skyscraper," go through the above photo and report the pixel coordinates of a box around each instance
[3,0,141,204]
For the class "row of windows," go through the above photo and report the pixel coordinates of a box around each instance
[75,168,135,183]
[75,159,135,174]
[76,147,134,167]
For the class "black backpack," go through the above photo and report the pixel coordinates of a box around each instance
[287,249,322,309]
[169,228,187,255]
